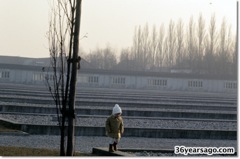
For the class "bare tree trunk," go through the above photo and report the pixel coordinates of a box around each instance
[206,14,217,74]
[149,25,157,69]
[176,19,184,68]
[166,20,176,67]
[66,0,82,156]
[186,16,196,71]
[156,23,165,68]
[60,119,66,155]
[131,25,142,70]
[196,14,206,72]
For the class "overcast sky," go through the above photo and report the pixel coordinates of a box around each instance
[0,0,237,58]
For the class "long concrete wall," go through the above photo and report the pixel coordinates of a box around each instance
[16,123,238,140]
[1,118,236,140]
[0,105,236,120]
[0,95,236,111]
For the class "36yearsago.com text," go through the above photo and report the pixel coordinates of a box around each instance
[174,146,235,156]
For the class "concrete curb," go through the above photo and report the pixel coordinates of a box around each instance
[0,131,29,136]
[0,118,236,140]
[119,148,174,153]
[0,105,236,120]
[92,147,136,156]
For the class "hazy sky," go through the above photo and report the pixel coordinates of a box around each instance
[0,0,237,58]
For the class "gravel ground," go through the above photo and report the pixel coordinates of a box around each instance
[0,101,236,114]
[0,85,237,156]
[0,99,236,113]
[0,135,237,154]
[0,114,236,130]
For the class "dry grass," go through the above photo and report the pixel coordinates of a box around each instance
[0,125,19,132]
[0,146,93,156]
[0,125,93,156]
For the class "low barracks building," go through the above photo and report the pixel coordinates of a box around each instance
[0,62,237,94]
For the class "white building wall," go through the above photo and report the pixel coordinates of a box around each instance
[102,74,109,88]
[169,78,185,91]
[1,68,237,94]
[77,73,237,94]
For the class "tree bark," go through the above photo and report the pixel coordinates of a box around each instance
[66,0,82,156]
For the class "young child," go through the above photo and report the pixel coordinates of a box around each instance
[105,104,124,152]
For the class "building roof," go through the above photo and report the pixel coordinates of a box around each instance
[0,56,50,66]
[0,56,236,81]
[80,68,237,81]
[0,63,236,80]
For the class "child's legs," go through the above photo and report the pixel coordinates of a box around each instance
[109,138,120,144]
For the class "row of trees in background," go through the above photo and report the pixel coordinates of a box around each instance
[84,14,237,75]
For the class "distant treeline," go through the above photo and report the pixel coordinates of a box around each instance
[84,14,237,76]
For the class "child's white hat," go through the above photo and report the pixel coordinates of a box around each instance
[112,104,122,115]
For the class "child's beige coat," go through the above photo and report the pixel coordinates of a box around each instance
[105,115,124,139]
